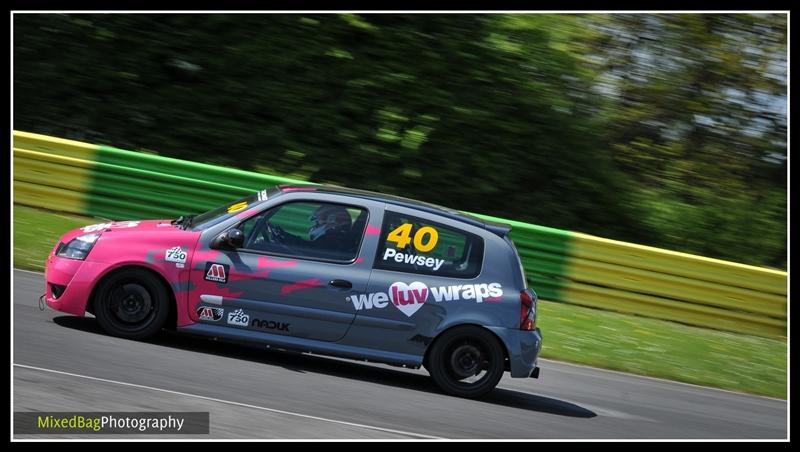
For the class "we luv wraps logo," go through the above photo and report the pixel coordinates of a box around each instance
[347,281,503,317]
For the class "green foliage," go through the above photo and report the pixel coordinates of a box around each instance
[13,13,786,268]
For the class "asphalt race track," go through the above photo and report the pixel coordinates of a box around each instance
[13,269,787,439]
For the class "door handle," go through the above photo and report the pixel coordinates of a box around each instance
[329,279,353,289]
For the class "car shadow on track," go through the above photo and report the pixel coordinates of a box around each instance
[53,316,596,419]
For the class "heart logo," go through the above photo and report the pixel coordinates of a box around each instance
[389,281,429,317]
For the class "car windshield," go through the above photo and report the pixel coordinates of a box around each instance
[188,188,276,231]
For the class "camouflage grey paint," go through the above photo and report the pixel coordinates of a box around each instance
[178,191,542,378]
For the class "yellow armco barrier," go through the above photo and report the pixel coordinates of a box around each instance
[564,233,786,338]
[561,282,786,338]
[570,233,786,296]
[13,138,99,215]
[566,258,786,317]
[13,130,99,160]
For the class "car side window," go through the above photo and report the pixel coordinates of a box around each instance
[374,211,484,278]
[238,201,367,262]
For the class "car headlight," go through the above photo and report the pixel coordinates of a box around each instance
[56,233,101,260]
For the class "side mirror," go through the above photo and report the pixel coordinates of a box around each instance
[212,228,244,249]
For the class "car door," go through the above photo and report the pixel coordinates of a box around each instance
[189,197,379,342]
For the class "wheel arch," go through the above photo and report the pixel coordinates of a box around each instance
[423,323,511,371]
[88,264,178,330]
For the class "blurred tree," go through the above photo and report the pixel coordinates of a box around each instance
[12,13,787,268]
[581,14,787,267]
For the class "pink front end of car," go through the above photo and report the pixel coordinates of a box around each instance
[43,219,202,327]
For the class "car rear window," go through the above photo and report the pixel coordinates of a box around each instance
[374,211,484,278]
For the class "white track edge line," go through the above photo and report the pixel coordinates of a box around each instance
[13,363,443,440]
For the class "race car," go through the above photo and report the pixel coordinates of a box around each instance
[42,184,542,398]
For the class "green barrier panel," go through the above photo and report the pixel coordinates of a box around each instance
[84,144,308,219]
[12,131,787,338]
[470,214,575,303]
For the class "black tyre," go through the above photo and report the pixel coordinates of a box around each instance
[93,268,170,340]
[427,326,506,398]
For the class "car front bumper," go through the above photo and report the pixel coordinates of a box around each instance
[43,255,105,316]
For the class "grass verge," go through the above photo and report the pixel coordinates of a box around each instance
[13,204,787,399]
[13,205,106,271]
[538,301,786,398]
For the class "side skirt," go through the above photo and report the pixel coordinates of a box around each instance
[177,323,423,368]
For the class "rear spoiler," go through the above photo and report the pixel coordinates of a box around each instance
[484,221,512,237]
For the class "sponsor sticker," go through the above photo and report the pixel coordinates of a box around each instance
[82,223,111,233]
[196,306,224,321]
[81,221,140,233]
[113,221,140,229]
[203,262,229,283]
[347,281,503,317]
[250,317,290,332]
[165,246,187,268]
[227,202,248,213]
[227,309,250,326]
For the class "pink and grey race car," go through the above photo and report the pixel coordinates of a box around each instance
[43,184,541,398]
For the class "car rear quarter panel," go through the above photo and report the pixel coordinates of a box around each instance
[339,204,524,360]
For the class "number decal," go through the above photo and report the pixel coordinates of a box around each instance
[413,226,439,252]
[387,223,413,249]
[387,223,439,252]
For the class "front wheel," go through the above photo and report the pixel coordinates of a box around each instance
[93,268,170,340]
[427,326,506,398]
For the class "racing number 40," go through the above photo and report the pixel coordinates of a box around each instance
[387,223,439,252]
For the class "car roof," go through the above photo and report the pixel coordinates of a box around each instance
[277,184,512,237]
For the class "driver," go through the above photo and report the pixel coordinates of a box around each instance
[268,205,353,253]
[309,205,352,243]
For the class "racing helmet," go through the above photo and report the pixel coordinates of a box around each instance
[309,205,352,241]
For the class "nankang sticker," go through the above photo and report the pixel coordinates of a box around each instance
[82,223,112,233]
[204,262,229,283]
[347,281,504,317]
[81,221,140,233]
[197,306,224,321]
[227,309,250,326]
[250,317,290,332]
[112,220,140,229]
[165,246,188,268]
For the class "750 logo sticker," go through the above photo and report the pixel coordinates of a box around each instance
[165,246,188,268]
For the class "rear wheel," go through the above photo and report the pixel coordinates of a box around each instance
[427,326,505,398]
[93,268,170,340]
